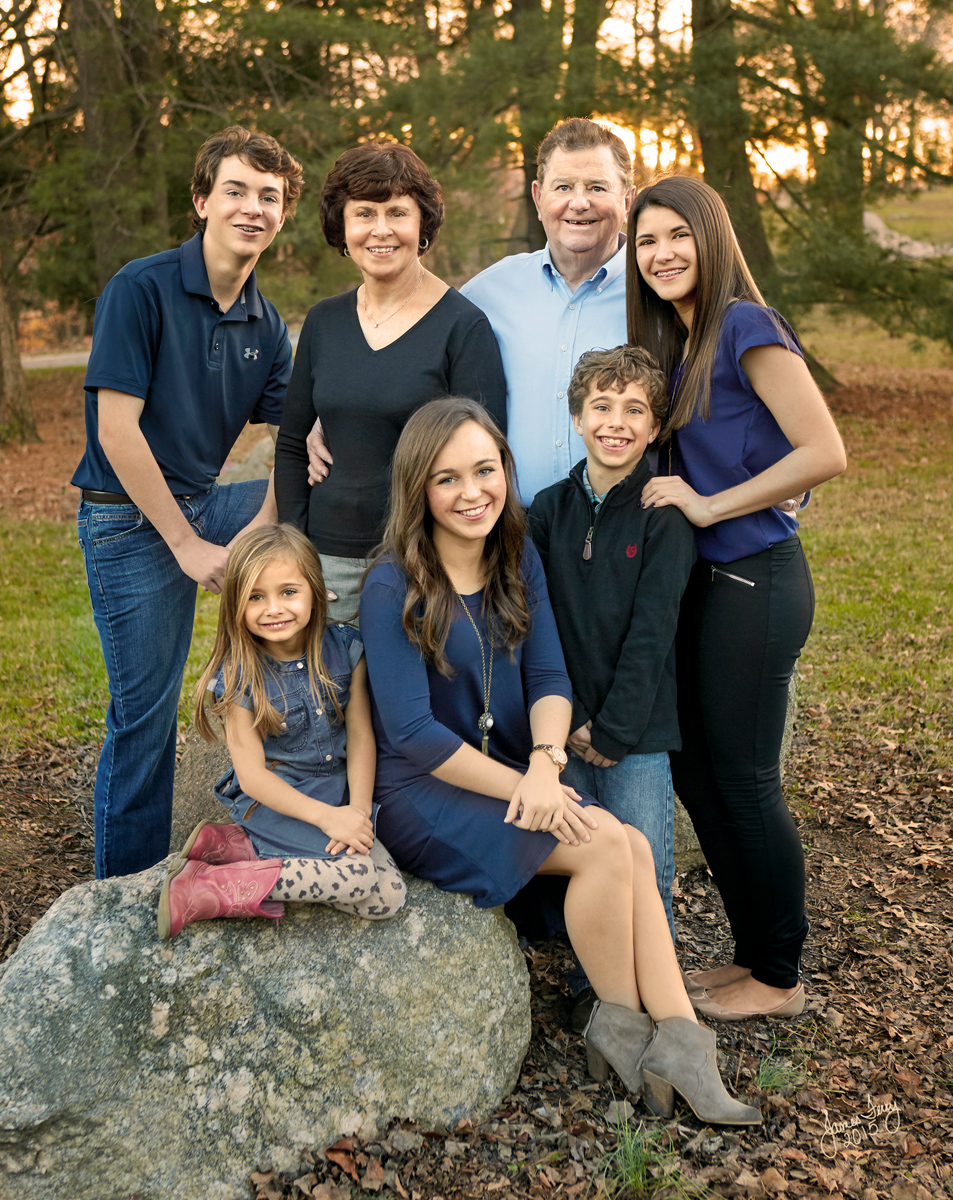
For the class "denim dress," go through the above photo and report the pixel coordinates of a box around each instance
[212,623,367,858]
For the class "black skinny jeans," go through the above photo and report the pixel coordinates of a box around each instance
[671,535,814,989]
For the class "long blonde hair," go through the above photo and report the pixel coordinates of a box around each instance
[193,524,342,741]
[371,398,530,676]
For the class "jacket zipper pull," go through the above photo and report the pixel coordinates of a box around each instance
[583,526,593,560]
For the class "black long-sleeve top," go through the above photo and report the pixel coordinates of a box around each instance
[528,458,696,761]
[274,287,507,557]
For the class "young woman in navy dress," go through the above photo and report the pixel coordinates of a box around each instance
[358,396,761,1125]
[627,176,846,1020]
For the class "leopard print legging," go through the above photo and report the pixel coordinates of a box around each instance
[267,837,406,920]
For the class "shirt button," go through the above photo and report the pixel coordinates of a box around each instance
[325,754,332,762]
[556,440,563,447]
[296,662,304,669]
[597,287,603,294]
[214,342,220,350]
[557,391,565,399]
[561,345,568,352]
[316,709,322,716]
[569,303,575,310]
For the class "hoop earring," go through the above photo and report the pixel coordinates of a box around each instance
[418,237,430,253]
[343,245,351,258]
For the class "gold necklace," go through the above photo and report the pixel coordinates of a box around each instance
[456,592,494,755]
[362,267,426,329]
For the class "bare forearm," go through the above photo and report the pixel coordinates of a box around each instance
[345,729,376,815]
[431,743,523,799]
[99,417,197,552]
[701,446,845,526]
[528,695,573,747]
[233,761,339,827]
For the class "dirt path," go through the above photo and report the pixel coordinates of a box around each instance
[1,369,951,1199]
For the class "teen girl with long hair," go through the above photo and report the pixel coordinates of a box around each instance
[627,176,846,1020]
[158,524,406,938]
[357,396,761,1125]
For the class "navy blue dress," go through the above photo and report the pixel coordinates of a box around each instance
[359,541,585,908]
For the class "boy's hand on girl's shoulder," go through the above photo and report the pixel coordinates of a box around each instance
[322,804,374,856]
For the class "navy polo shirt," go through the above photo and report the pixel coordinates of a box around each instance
[72,233,291,496]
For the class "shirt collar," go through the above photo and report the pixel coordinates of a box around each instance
[180,232,263,319]
[541,233,627,291]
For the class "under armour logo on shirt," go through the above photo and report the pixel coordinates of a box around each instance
[244,347,259,360]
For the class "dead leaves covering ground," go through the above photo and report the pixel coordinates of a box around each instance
[1,372,950,1197]
[239,711,952,1200]
[2,709,950,1200]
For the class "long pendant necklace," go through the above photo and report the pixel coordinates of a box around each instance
[362,267,426,329]
[456,593,494,754]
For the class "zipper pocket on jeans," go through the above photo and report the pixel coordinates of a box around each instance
[711,566,756,587]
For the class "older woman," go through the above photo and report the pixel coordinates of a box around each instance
[274,143,507,621]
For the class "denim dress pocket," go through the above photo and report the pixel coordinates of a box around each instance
[275,700,312,753]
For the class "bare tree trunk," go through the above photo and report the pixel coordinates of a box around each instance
[691,0,774,284]
[510,0,561,253]
[70,0,169,290]
[0,262,39,445]
[564,0,610,118]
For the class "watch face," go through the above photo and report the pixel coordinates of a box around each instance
[553,746,568,766]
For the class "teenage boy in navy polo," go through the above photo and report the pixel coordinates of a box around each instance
[528,345,696,953]
[72,126,304,879]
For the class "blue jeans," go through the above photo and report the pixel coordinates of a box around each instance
[77,480,268,878]
[563,752,676,942]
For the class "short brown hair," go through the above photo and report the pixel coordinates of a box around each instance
[537,118,632,188]
[190,126,304,233]
[319,143,445,257]
[568,345,668,424]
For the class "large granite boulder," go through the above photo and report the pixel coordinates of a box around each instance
[0,866,529,1200]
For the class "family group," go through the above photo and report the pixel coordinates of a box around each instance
[70,118,846,1127]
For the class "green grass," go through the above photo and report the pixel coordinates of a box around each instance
[756,1037,807,1092]
[0,520,222,749]
[795,306,953,370]
[601,1118,710,1199]
[868,185,953,246]
[797,410,953,767]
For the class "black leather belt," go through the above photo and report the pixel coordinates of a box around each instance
[82,487,210,504]
[81,489,134,505]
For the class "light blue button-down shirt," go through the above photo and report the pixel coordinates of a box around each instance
[461,239,628,505]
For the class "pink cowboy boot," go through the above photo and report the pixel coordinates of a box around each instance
[158,857,285,940]
[179,819,257,865]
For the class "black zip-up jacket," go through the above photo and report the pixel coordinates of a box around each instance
[528,457,696,761]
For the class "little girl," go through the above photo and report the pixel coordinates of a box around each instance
[158,523,406,939]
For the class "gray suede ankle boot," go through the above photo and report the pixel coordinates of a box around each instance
[582,1001,655,1095]
[641,1017,762,1126]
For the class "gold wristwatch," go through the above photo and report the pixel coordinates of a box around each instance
[530,743,568,772]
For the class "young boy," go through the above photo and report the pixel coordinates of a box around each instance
[72,126,303,879]
[528,344,696,957]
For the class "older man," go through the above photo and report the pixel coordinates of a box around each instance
[460,118,634,505]
[305,118,632,505]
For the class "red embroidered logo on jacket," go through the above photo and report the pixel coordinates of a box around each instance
[626,544,638,558]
